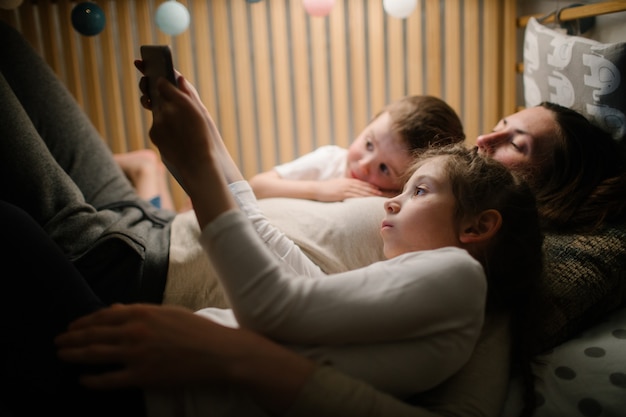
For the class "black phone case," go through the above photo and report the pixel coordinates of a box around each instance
[140,45,177,104]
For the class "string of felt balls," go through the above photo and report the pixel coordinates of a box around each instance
[69,0,419,37]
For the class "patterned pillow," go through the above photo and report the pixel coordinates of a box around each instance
[537,220,626,351]
[531,305,626,417]
[523,17,626,141]
[502,305,626,417]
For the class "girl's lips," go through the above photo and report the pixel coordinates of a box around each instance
[381,220,392,229]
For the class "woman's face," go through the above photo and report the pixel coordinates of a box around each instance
[476,106,559,180]
[381,156,459,259]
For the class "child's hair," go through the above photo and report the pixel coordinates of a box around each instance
[408,144,544,417]
[409,144,544,312]
[380,95,465,152]
[532,102,626,232]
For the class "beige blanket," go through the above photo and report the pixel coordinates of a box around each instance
[164,196,388,310]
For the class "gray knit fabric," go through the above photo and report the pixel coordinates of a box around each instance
[0,20,175,303]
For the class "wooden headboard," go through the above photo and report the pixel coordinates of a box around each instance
[1,0,623,210]
[0,1,515,165]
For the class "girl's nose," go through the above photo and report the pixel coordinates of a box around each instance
[384,198,399,213]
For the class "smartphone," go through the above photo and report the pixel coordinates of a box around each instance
[140,45,177,107]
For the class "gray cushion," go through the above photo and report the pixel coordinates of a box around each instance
[523,17,626,141]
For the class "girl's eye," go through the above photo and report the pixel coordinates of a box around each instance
[413,186,425,196]
[379,163,390,175]
[366,140,374,151]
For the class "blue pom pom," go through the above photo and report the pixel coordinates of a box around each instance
[71,2,106,36]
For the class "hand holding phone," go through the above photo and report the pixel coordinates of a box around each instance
[139,45,186,186]
[140,45,177,107]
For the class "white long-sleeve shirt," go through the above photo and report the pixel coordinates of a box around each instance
[146,182,487,417]
[198,182,486,398]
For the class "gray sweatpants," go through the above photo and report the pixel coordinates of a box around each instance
[0,20,175,304]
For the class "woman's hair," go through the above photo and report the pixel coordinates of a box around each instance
[378,95,466,151]
[408,144,544,417]
[534,102,626,232]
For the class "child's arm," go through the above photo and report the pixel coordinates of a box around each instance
[250,169,384,201]
[251,169,331,200]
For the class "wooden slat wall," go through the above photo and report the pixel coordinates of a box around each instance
[0,0,517,210]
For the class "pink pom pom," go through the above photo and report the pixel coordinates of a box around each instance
[302,0,335,17]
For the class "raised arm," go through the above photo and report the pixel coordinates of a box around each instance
[135,60,244,187]
[146,76,234,230]
[138,63,324,277]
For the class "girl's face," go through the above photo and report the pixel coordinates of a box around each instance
[346,112,413,193]
[381,156,459,259]
[476,106,559,180]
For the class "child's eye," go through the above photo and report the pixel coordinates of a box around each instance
[366,140,374,151]
[413,186,425,196]
[379,163,390,175]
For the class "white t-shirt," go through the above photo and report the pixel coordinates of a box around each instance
[146,181,487,417]
[274,145,348,180]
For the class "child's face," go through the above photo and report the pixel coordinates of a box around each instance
[346,112,413,193]
[380,156,459,259]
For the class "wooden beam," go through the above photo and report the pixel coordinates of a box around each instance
[517,1,626,27]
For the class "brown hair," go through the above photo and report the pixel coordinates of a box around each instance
[378,95,465,153]
[409,144,544,417]
[409,144,544,312]
[534,102,626,232]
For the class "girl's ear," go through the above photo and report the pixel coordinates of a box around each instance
[459,209,502,244]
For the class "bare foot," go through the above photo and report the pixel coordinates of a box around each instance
[114,149,178,211]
